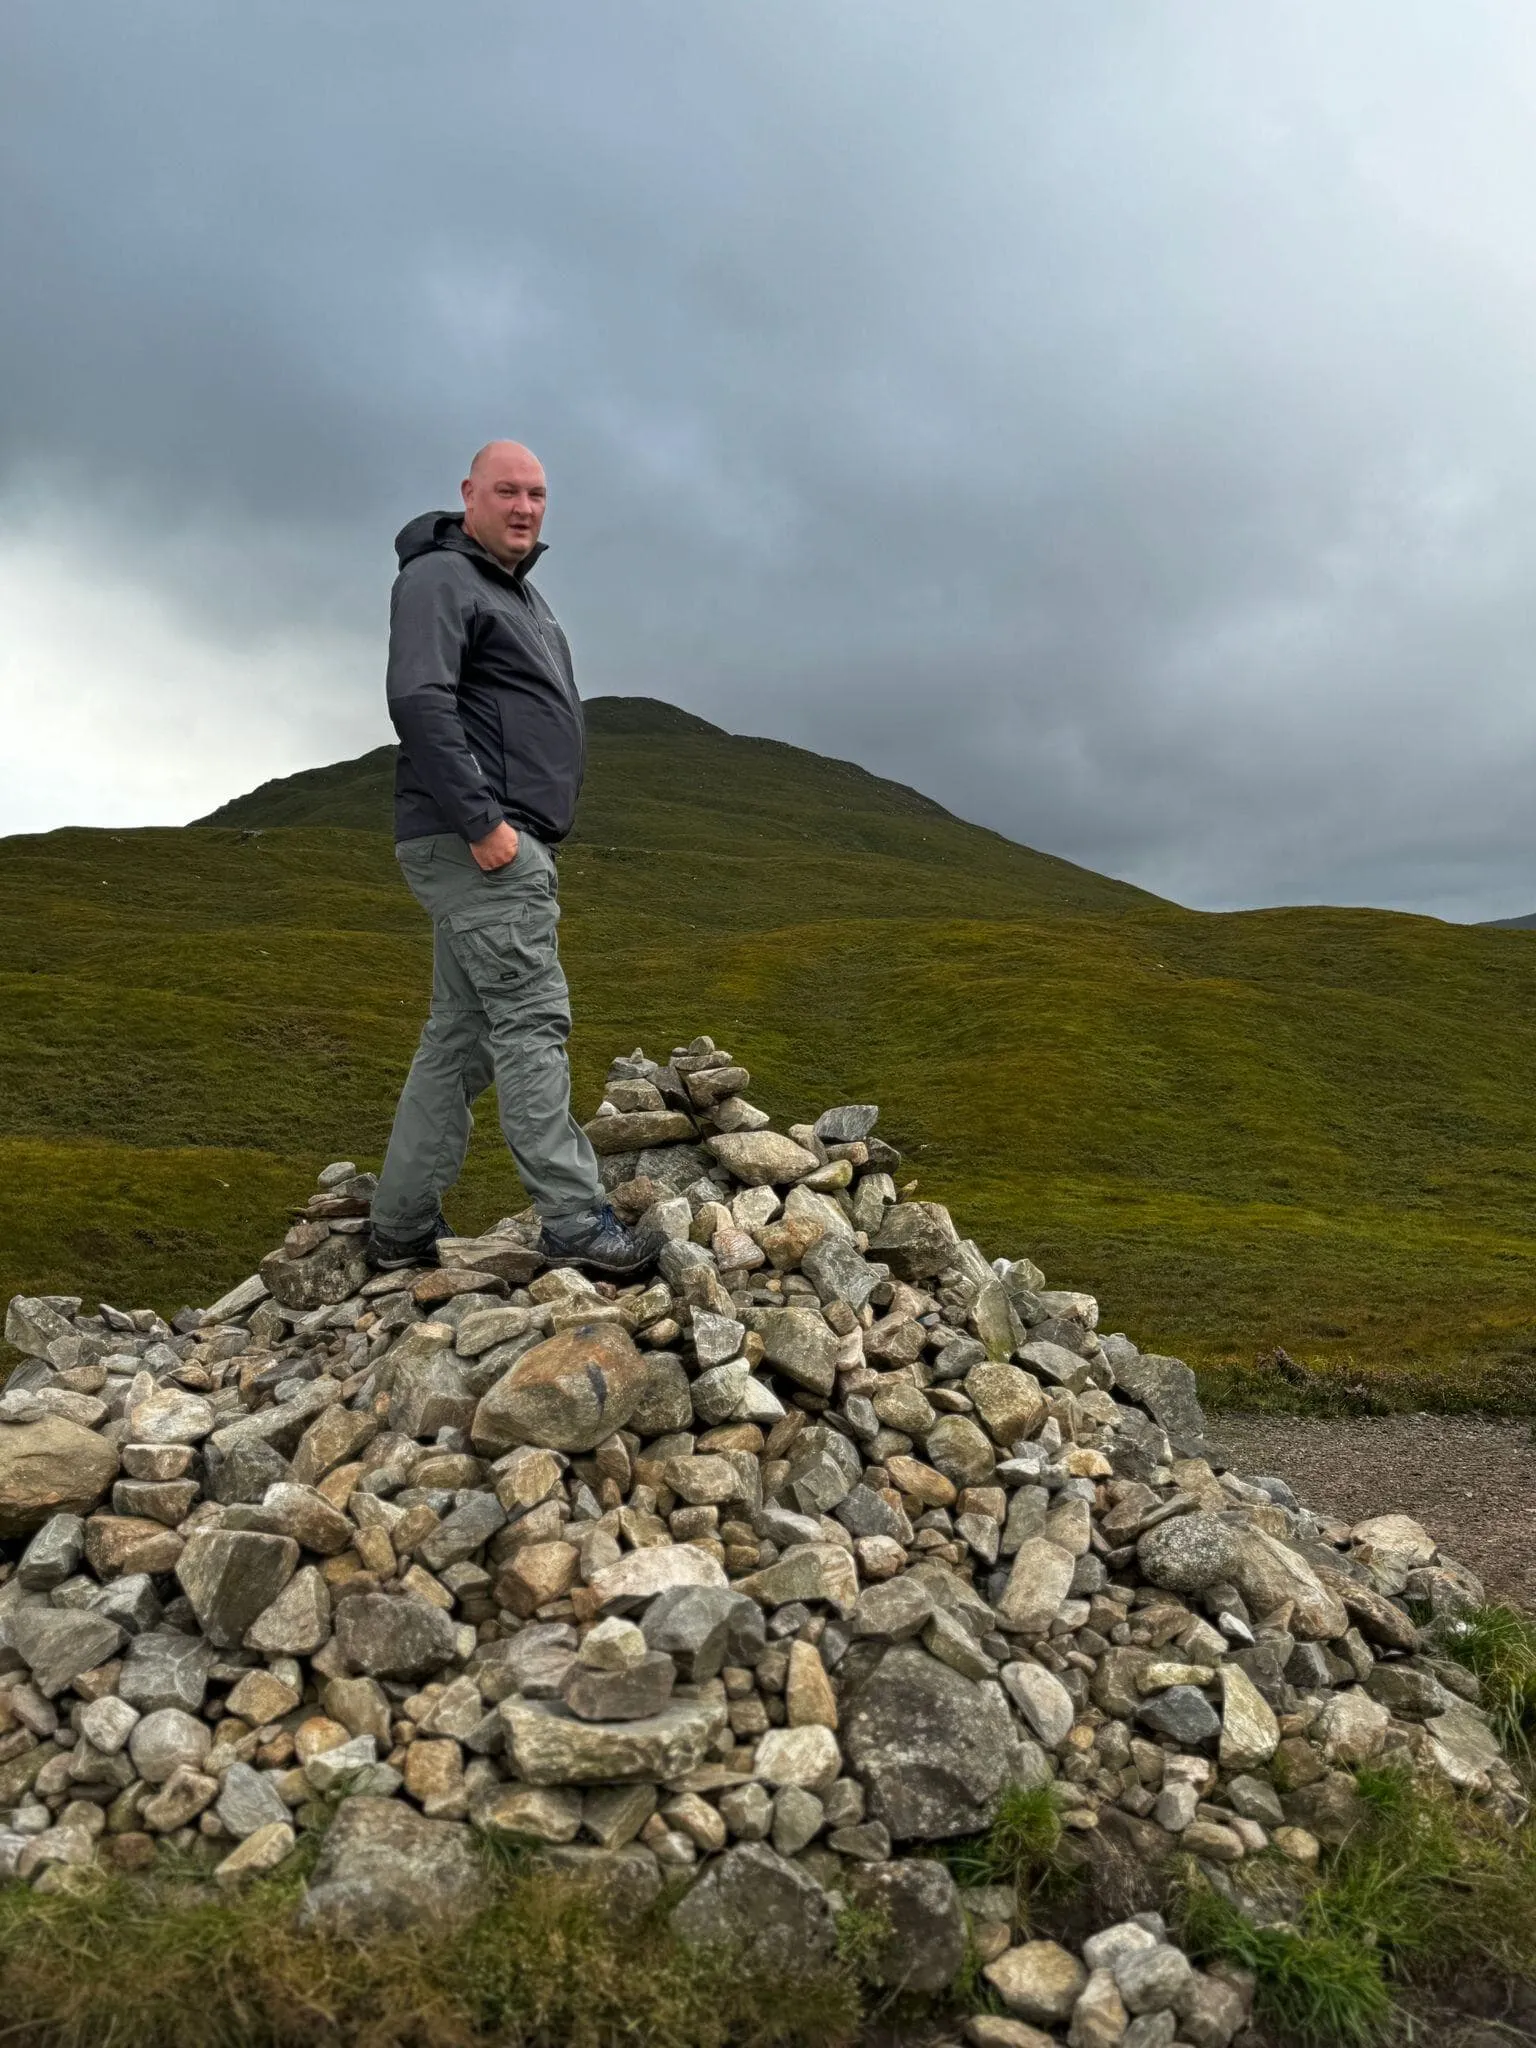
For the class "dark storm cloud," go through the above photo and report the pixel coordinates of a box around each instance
[3,1,1536,915]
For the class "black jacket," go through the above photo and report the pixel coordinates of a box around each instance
[386,511,587,844]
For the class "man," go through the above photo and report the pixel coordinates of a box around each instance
[366,440,646,1277]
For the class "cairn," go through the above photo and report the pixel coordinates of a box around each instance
[0,1034,1517,2042]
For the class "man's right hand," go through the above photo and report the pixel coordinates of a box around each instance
[470,820,520,871]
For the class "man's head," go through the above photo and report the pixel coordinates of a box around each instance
[461,441,547,566]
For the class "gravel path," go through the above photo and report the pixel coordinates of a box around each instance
[1209,1412,1536,1611]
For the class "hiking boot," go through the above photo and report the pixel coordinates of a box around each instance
[539,1204,651,1278]
[365,1211,454,1272]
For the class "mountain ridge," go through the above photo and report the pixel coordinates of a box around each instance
[190,693,1165,921]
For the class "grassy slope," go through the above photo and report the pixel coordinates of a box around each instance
[4,698,1535,1409]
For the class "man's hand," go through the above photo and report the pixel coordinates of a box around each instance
[470,821,520,871]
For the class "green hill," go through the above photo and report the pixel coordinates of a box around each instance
[193,698,1160,920]
[4,694,1535,1413]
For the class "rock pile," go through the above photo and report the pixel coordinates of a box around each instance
[0,1033,1519,2042]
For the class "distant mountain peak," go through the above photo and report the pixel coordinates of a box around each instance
[582,695,726,738]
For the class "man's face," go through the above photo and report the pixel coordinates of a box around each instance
[461,444,547,565]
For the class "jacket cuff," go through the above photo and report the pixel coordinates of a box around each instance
[460,803,506,844]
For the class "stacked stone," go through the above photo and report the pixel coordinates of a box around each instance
[0,1033,1518,2041]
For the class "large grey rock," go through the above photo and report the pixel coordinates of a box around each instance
[0,1417,119,1536]
[129,1707,212,1785]
[561,1652,675,1722]
[984,1940,1088,2023]
[217,1761,291,1838]
[259,1233,369,1311]
[417,1492,507,1571]
[841,1644,1022,1840]
[119,1630,214,1714]
[1000,1660,1076,1748]
[671,1843,836,1969]
[245,1564,333,1656]
[926,1414,996,1487]
[852,1575,935,1641]
[83,1571,164,1637]
[502,1696,726,1784]
[1365,1663,1454,1720]
[626,1352,693,1435]
[585,1110,696,1154]
[864,1201,960,1281]
[207,1377,343,1460]
[705,1133,821,1187]
[1228,1528,1349,1641]
[735,1543,859,1613]
[640,1585,765,1680]
[5,1606,125,1697]
[1219,1663,1280,1769]
[996,1538,1077,1632]
[1136,1685,1220,1749]
[17,1512,86,1591]
[389,1350,475,1441]
[477,1622,577,1702]
[1424,1699,1504,1789]
[1016,1339,1092,1392]
[587,1543,728,1613]
[333,1594,459,1680]
[965,1364,1046,1447]
[813,1104,879,1143]
[127,1386,216,1445]
[200,1273,269,1325]
[5,1296,78,1360]
[176,1530,299,1648]
[801,1236,884,1310]
[1107,1348,1206,1447]
[757,1308,839,1395]
[1136,1513,1240,1593]
[235,1482,354,1554]
[298,1796,480,1937]
[849,1858,967,1993]
[472,1323,654,1453]
[203,1436,291,1506]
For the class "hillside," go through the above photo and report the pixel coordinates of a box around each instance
[194,697,1161,921]
[4,695,1536,1411]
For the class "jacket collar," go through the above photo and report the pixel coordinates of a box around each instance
[448,515,547,587]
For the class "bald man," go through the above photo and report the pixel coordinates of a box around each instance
[367,441,646,1276]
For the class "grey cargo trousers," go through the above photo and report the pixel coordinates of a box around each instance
[371,830,604,1234]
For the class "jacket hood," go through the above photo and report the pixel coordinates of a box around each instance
[394,509,546,580]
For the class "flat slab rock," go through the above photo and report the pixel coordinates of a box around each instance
[502,1695,727,1784]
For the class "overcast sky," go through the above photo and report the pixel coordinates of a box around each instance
[4,3,1536,917]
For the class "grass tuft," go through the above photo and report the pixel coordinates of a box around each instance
[1433,1602,1536,1762]
[1177,1882,1394,2047]
[1177,1763,1536,2047]
[940,1782,1065,1900]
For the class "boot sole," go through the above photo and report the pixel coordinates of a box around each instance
[365,1242,444,1272]
[540,1249,651,1279]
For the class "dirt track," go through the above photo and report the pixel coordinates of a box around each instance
[1209,1412,1536,1611]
